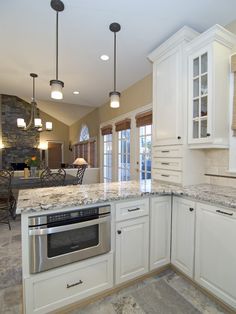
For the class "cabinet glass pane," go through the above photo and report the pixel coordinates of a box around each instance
[201,96,207,117]
[193,99,199,118]
[193,121,199,139]
[193,78,199,98]
[200,119,207,138]
[201,74,208,96]
[201,53,208,74]
[193,57,199,77]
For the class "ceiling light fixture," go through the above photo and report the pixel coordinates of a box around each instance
[50,0,65,100]
[100,54,109,61]
[73,91,80,95]
[17,73,53,132]
[109,22,121,109]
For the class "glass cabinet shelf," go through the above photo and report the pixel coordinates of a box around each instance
[191,51,208,139]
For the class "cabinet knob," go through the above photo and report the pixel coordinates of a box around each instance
[189,207,194,212]
[206,133,211,137]
[177,136,181,140]
[117,230,122,235]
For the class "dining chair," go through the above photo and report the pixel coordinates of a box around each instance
[75,164,87,185]
[0,170,13,229]
[40,168,66,187]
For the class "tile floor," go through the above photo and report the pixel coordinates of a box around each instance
[0,218,232,314]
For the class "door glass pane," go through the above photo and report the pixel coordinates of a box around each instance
[193,78,199,98]
[201,53,208,74]
[193,121,199,139]
[193,99,199,118]
[193,57,199,77]
[201,74,208,96]
[138,124,152,180]
[201,120,207,138]
[201,96,207,117]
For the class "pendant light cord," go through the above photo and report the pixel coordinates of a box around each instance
[114,31,116,92]
[56,11,59,80]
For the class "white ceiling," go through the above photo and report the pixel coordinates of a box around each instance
[0,0,236,125]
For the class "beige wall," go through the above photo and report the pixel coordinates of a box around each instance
[39,111,72,164]
[69,74,152,167]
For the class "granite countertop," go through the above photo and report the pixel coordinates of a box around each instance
[16,180,236,214]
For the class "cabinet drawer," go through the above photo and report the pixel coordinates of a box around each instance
[152,145,183,158]
[153,169,182,184]
[152,157,182,171]
[25,254,113,313]
[115,198,149,222]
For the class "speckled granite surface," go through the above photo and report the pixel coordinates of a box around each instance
[16,180,236,214]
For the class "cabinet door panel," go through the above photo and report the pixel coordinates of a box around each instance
[115,217,149,284]
[195,203,236,309]
[154,49,182,144]
[150,196,171,270]
[171,197,195,278]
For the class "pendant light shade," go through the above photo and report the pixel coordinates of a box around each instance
[109,91,121,108]
[50,0,64,100]
[50,79,64,99]
[109,22,121,108]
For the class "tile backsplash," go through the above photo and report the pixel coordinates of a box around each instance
[205,149,236,187]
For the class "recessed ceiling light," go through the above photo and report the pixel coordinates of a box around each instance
[73,91,79,95]
[100,54,109,61]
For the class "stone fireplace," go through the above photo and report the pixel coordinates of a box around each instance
[0,94,40,168]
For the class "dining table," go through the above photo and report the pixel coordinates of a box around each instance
[11,173,77,189]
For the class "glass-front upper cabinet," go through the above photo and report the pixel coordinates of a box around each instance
[186,25,236,148]
[189,49,210,143]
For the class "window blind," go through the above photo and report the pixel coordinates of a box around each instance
[101,125,112,136]
[135,110,152,127]
[115,119,131,132]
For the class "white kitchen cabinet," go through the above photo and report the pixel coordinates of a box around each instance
[186,25,236,148]
[150,196,171,270]
[115,216,149,284]
[24,253,113,314]
[171,197,195,278]
[195,202,236,309]
[148,27,198,146]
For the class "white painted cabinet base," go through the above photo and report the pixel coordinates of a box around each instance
[150,196,171,270]
[115,216,149,284]
[171,197,195,278]
[24,253,113,314]
[195,203,236,309]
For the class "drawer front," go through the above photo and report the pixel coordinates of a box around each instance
[152,145,182,158]
[152,157,182,171]
[153,169,182,184]
[25,254,113,313]
[115,198,149,222]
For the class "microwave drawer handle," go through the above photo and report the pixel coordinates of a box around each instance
[28,216,110,236]
[216,210,233,216]
[128,207,140,212]
[67,280,83,289]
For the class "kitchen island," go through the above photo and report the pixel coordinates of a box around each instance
[17,180,236,314]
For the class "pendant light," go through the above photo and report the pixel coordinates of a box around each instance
[109,22,121,108]
[50,0,64,100]
[17,73,53,132]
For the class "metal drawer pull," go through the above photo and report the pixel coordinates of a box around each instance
[161,174,170,177]
[128,207,140,212]
[161,162,170,165]
[67,280,83,289]
[216,210,233,216]
[161,150,170,153]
